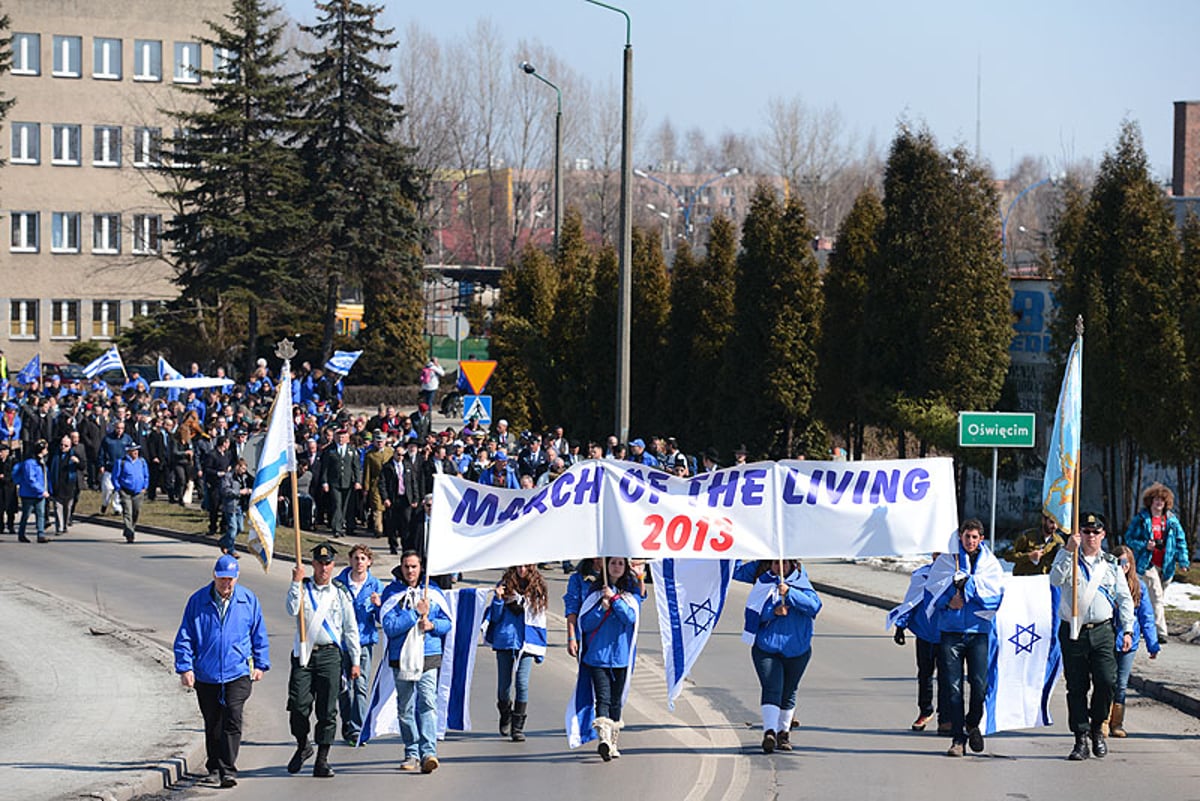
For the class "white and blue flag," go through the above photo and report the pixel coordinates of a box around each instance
[565,589,640,748]
[83,346,124,379]
[16,354,41,385]
[324,350,363,376]
[247,361,294,571]
[157,356,183,381]
[982,574,1063,734]
[650,558,733,711]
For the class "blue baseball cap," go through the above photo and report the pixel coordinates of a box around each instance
[214,554,239,578]
[630,438,645,448]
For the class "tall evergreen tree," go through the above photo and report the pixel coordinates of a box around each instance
[547,210,597,436]
[295,0,426,381]
[663,241,701,440]
[489,246,557,430]
[161,0,313,375]
[690,216,739,449]
[817,188,882,459]
[630,226,671,437]
[584,246,620,440]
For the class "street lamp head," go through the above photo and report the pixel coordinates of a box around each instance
[520,61,537,75]
[633,168,648,178]
[723,167,740,178]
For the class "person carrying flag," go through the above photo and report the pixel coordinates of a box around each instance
[579,556,642,762]
[1049,512,1134,761]
[888,554,946,733]
[486,564,548,742]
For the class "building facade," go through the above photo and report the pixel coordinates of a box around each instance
[0,0,228,367]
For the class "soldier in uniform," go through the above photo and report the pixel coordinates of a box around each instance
[1049,512,1134,761]
[1011,512,1064,576]
[285,542,361,778]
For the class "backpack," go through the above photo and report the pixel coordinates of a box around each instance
[419,366,433,385]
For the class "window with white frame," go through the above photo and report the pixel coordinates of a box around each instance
[93,125,122,167]
[50,300,79,339]
[51,212,82,253]
[93,37,122,80]
[174,41,200,83]
[132,300,164,319]
[10,300,39,340]
[51,124,82,165]
[93,214,121,254]
[12,33,40,75]
[10,212,38,252]
[93,300,121,338]
[132,214,161,254]
[52,35,82,77]
[132,127,161,167]
[212,46,236,83]
[133,39,162,81]
[10,123,39,164]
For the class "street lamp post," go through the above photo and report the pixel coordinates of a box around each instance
[519,61,563,257]
[633,167,740,247]
[585,0,632,444]
[1001,173,1064,263]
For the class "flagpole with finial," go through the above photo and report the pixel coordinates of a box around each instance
[1070,315,1083,640]
[276,337,306,649]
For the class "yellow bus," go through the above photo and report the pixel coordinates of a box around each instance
[336,302,364,337]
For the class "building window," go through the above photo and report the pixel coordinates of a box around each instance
[93,37,122,80]
[132,300,164,319]
[51,124,82,165]
[93,214,121,254]
[10,212,39,253]
[52,35,82,77]
[10,123,39,164]
[10,300,39,340]
[51,212,82,253]
[12,33,40,75]
[50,300,79,340]
[134,39,162,81]
[93,300,121,339]
[132,214,161,254]
[132,127,161,167]
[93,125,122,167]
[212,46,236,83]
[174,41,200,83]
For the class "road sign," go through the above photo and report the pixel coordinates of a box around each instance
[459,359,496,395]
[958,412,1036,448]
[462,394,493,425]
[449,313,470,343]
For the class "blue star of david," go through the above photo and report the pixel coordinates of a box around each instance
[683,598,717,637]
[1008,622,1041,655]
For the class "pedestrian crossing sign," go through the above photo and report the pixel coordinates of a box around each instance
[462,394,493,425]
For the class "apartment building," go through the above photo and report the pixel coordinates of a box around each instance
[0,0,229,365]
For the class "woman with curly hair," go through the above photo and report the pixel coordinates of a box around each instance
[579,556,642,761]
[487,564,548,742]
[1123,482,1190,641]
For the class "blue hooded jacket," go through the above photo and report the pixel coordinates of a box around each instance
[173,583,270,684]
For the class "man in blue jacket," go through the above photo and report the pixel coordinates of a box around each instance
[173,554,270,788]
[112,441,149,542]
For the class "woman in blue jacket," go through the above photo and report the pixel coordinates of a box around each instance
[487,564,548,741]
[580,556,641,761]
[334,544,383,746]
[14,438,49,543]
[1110,545,1160,737]
[1123,483,1190,641]
[743,559,822,754]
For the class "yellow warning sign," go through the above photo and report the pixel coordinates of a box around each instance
[459,360,497,395]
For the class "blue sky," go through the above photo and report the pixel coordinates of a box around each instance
[277,0,1198,179]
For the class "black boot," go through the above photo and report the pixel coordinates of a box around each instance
[498,699,513,737]
[1068,732,1090,761]
[287,738,313,774]
[312,744,334,778]
[1090,727,1107,758]
[511,701,527,742]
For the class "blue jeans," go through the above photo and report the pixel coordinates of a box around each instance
[495,650,535,704]
[221,505,244,554]
[588,664,627,722]
[394,666,438,760]
[1114,648,1135,705]
[18,496,45,539]
[751,644,812,710]
[939,631,989,743]
[340,644,372,740]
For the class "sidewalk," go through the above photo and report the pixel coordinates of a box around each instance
[806,559,1200,719]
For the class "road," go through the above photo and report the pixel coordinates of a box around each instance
[3,523,1198,801]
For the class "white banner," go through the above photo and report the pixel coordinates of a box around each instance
[428,458,960,574]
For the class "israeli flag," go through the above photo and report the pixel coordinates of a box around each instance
[157,356,183,381]
[565,590,640,748]
[83,346,124,379]
[982,574,1063,734]
[324,350,363,376]
[16,354,41,385]
[650,559,733,711]
[246,361,295,571]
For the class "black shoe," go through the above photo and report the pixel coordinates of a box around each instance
[776,729,791,751]
[761,730,776,754]
[313,744,333,777]
[1068,733,1090,761]
[220,775,237,788]
[967,726,984,753]
[124,533,135,543]
[498,700,512,737]
[37,537,48,543]
[17,534,30,543]
[1090,729,1107,758]
[287,742,314,774]
[511,701,527,742]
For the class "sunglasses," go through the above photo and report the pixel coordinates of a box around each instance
[1081,529,1104,536]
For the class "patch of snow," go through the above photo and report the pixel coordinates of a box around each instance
[1165,581,1200,613]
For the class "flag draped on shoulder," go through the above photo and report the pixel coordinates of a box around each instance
[324,350,362,376]
[983,575,1062,734]
[650,558,733,710]
[1042,337,1081,533]
[565,589,640,748]
[923,546,1006,623]
[83,346,123,379]
[16,354,41,385]
[247,361,295,571]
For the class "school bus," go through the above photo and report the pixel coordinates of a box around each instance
[336,302,364,337]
